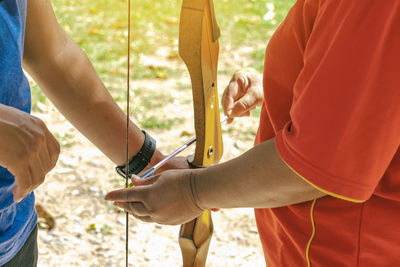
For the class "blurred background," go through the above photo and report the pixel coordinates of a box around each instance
[32,0,295,266]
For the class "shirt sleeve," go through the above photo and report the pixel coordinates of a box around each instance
[275,1,400,202]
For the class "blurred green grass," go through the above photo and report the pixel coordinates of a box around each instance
[51,0,294,81]
[32,0,294,127]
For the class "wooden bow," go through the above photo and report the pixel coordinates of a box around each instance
[178,0,223,266]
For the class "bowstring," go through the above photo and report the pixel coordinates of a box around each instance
[125,0,131,266]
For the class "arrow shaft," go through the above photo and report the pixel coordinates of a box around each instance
[141,115,228,179]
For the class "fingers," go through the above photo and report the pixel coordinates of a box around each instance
[114,201,151,217]
[106,169,201,225]
[229,94,254,117]
[14,124,60,202]
[12,153,46,202]
[12,168,33,202]
[108,187,155,222]
[30,116,59,174]
[105,186,146,202]
[27,155,46,191]
[222,73,242,118]
[12,142,46,202]
[38,142,51,173]
[105,175,160,223]
[45,129,60,172]
[0,108,60,203]
[221,83,236,117]
[221,70,263,123]
[225,93,255,123]
[105,189,132,202]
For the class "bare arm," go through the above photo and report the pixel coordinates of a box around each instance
[192,138,325,210]
[105,138,325,225]
[22,0,163,166]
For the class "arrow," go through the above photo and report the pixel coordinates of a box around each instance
[140,115,228,179]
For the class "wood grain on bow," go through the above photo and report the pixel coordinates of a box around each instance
[178,0,223,266]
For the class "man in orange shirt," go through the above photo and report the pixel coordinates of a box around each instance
[106,0,400,265]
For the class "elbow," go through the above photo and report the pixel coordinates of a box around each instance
[23,33,70,79]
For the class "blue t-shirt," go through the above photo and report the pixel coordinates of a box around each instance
[0,0,37,264]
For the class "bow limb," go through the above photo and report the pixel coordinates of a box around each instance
[178,0,223,266]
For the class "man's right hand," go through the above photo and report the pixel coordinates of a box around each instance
[0,104,60,202]
[221,70,263,124]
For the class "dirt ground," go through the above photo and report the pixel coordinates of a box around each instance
[33,68,266,266]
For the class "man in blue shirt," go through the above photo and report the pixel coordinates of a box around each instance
[0,0,186,265]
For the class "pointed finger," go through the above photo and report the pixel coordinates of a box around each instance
[105,187,144,202]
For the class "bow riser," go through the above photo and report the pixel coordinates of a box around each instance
[179,0,223,167]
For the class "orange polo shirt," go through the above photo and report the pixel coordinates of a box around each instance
[254,0,400,266]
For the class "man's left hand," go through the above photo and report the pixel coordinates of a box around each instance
[105,169,203,225]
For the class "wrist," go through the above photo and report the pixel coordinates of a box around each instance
[188,169,205,212]
[145,149,164,171]
[189,168,209,211]
[115,130,156,177]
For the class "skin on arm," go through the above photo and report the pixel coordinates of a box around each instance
[192,138,326,210]
[22,0,186,170]
[105,138,325,225]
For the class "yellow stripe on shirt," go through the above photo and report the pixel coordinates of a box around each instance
[280,157,366,203]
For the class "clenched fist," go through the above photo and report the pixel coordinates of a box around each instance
[0,104,60,202]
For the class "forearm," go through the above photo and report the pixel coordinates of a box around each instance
[24,35,154,165]
[192,138,325,209]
